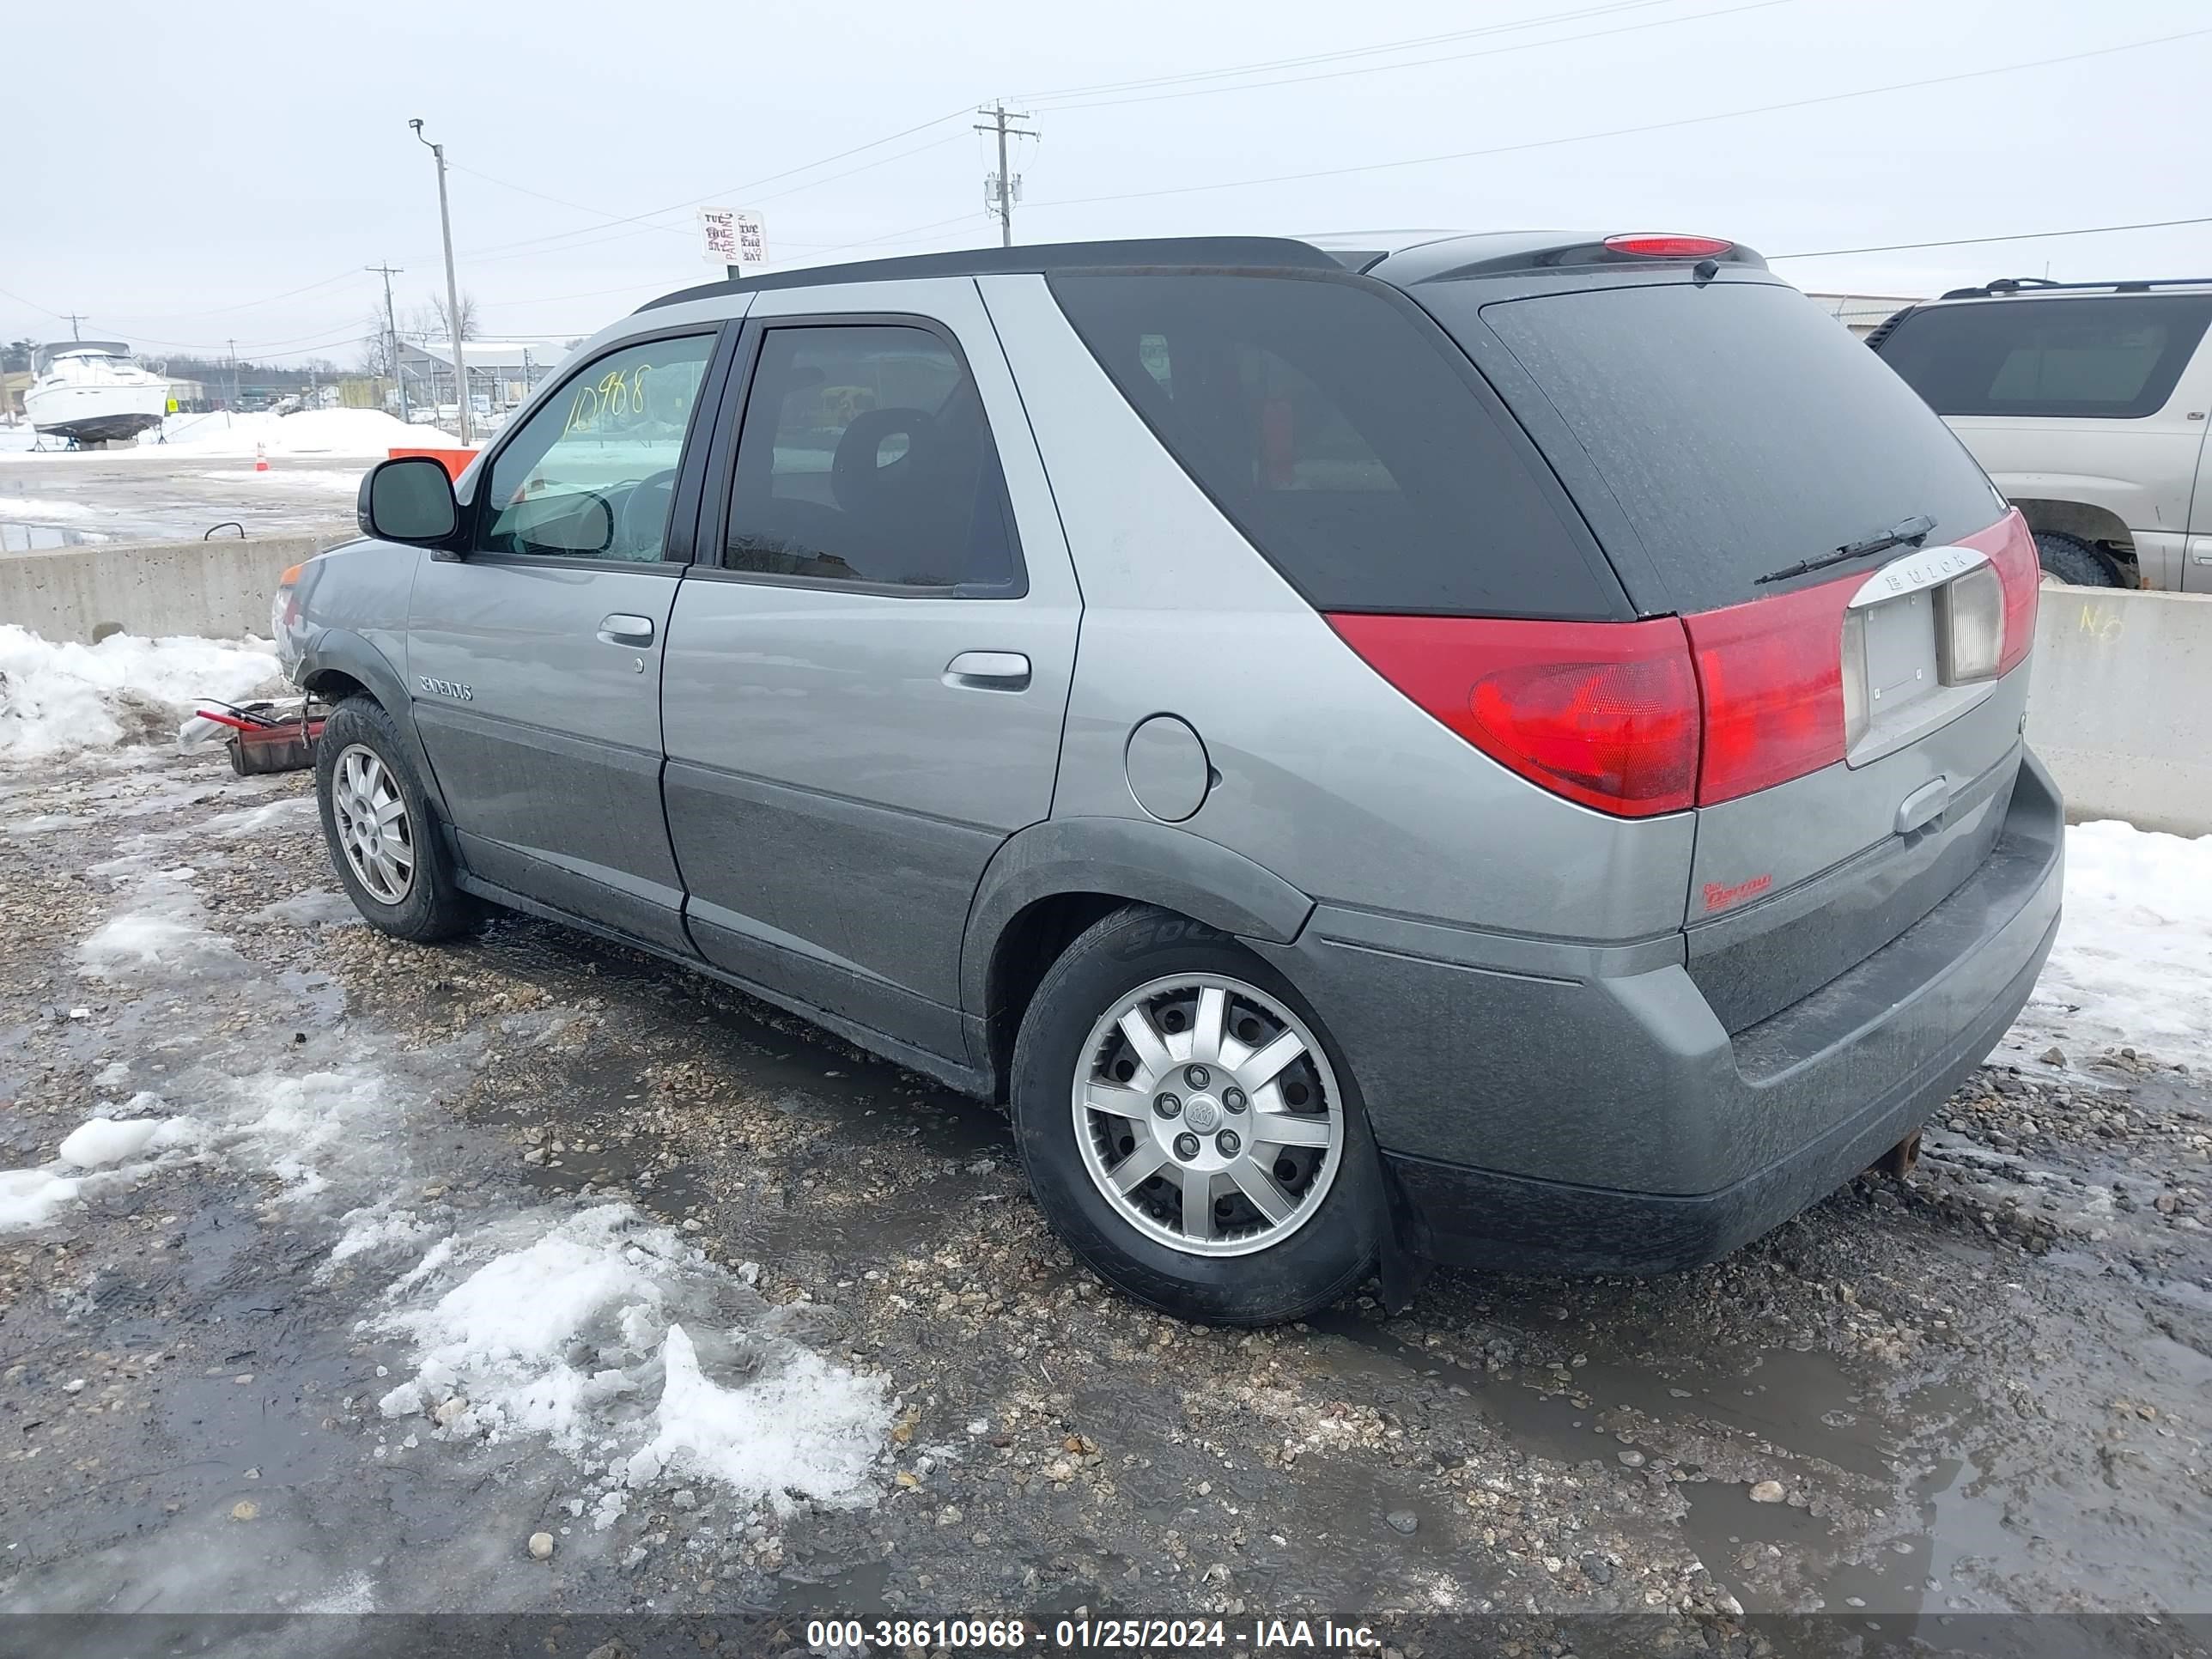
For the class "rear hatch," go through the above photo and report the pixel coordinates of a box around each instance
[1413,272,2041,1032]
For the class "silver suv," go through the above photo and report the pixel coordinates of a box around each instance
[280,232,2063,1324]
[1869,276,2212,587]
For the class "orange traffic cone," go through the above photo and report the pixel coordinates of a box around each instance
[254,441,269,473]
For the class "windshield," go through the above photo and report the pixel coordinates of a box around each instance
[1419,278,2004,613]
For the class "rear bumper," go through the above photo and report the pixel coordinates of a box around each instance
[1257,750,2065,1274]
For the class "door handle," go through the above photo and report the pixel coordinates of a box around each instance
[944,650,1031,690]
[598,613,654,647]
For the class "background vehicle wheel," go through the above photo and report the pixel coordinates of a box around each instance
[314,696,477,942]
[2033,532,2118,587]
[1009,906,1387,1326]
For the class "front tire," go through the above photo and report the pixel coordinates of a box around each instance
[314,696,477,942]
[1009,906,1386,1325]
[2033,531,2118,586]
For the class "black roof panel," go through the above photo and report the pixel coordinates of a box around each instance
[635,236,1349,311]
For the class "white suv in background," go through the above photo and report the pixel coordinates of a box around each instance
[1870,277,2212,589]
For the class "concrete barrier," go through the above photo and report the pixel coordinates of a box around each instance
[0,530,353,644]
[2028,585,2212,837]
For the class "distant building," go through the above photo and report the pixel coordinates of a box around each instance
[1803,292,1922,339]
[397,339,556,421]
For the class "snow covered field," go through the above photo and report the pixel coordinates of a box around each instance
[1,407,459,462]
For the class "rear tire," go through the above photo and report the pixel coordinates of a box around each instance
[1009,906,1386,1326]
[2033,532,2117,586]
[314,696,478,942]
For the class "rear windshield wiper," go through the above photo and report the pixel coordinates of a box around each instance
[1755,514,1936,585]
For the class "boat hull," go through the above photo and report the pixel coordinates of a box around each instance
[26,380,167,445]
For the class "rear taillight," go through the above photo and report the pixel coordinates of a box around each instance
[1684,576,1854,805]
[1984,510,2039,676]
[1329,512,2035,819]
[1325,615,1700,817]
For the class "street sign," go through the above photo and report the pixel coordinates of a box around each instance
[700,207,769,273]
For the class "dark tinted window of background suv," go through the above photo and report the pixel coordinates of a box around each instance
[1048,271,1621,618]
[1449,280,2003,614]
[1874,295,2212,420]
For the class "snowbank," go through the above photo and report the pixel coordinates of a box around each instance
[0,495,91,520]
[0,625,280,758]
[155,409,460,458]
[2018,820,2212,1069]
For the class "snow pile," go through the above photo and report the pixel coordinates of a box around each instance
[2016,820,2212,1069]
[156,409,460,458]
[0,1170,82,1231]
[58,1106,193,1170]
[0,495,91,520]
[0,625,280,758]
[368,1204,890,1518]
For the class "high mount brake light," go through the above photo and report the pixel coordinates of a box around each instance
[1603,233,1736,259]
[1328,513,2036,819]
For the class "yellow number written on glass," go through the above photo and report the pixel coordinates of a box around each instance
[563,363,653,434]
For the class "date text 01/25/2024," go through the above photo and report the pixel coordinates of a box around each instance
[804,1617,1383,1652]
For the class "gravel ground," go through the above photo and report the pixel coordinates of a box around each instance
[1,743,2208,1658]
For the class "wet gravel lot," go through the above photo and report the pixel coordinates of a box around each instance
[1,742,2208,1658]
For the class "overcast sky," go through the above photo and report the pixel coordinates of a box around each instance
[8,0,2209,365]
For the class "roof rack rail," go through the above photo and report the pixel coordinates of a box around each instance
[1938,275,2212,300]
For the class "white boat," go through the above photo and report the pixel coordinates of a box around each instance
[25,341,169,446]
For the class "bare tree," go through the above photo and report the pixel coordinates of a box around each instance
[358,309,398,378]
[425,290,482,343]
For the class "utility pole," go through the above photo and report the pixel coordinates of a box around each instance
[63,313,87,342]
[975,102,1036,247]
[367,263,409,422]
[228,338,240,409]
[409,118,471,443]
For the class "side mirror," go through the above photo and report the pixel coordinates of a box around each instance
[359,456,459,544]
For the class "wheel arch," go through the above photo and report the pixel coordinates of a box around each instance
[2011,498,2136,562]
[963,817,1316,1098]
[296,629,451,817]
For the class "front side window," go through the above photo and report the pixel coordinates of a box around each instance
[1875,295,2212,420]
[724,324,1020,592]
[479,333,714,562]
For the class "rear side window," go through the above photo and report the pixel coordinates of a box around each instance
[1445,281,2002,614]
[724,324,1021,592]
[1875,295,2212,419]
[1048,271,1620,618]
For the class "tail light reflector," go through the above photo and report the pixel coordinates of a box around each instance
[1683,576,1854,805]
[1324,615,1699,817]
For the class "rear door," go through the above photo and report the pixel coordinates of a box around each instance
[407,326,729,952]
[1424,275,2036,1030]
[660,278,1079,1060]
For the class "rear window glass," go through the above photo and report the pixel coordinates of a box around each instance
[1875,294,2212,419]
[1446,281,2002,614]
[1048,271,1620,617]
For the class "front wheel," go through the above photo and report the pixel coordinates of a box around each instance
[314,696,478,942]
[1009,907,1386,1325]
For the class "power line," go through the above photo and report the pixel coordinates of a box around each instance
[1017,0,1680,103]
[1023,26,2212,213]
[1030,0,1795,113]
[1770,215,2212,261]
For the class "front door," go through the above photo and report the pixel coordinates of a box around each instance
[661,281,1081,1061]
[407,328,725,951]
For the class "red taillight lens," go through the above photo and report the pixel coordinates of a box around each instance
[1603,233,1735,258]
[1684,575,1855,805]
[1325,614,1700,817]
[1981,509,2039,676]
